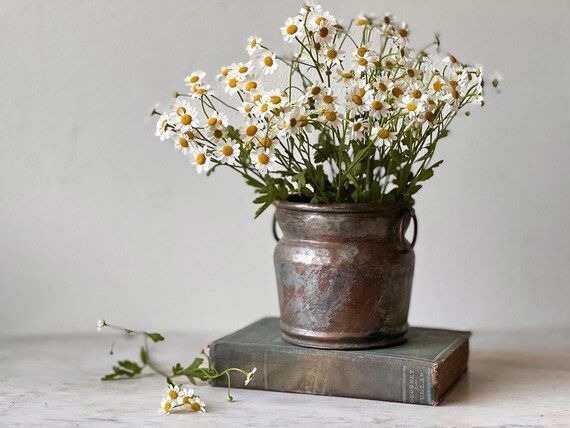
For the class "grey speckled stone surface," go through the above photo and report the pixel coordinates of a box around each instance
[1,328,569,427]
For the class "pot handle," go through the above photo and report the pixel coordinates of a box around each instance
[399,208,418,251]
[272,213,281,241]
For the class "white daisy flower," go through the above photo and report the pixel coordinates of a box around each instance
[322,108,342,128]
[155,113,172,141]
[206,112,228,130]
[370,95,389,119]
[371,126,396,147]
[246,35,262,56]
[323,45,344,67]
[215,140,240,164]
[443,54,462,72]
[299,0,322,16]
[172,100,199,132]
[189,83,211,98]
[375,77,392,96]
[402,59,423,83]
[224,75,240,95]
[307,9,335,30]
[207,126,227,144]
[318,88,338,109]
[190,148,212,174]
[159,397,175,415]
[279,106,305,137]
[267,89,285,109]
[189,396,207,413]
[335,68,356,84]
[259,52,278,75]
[216,65,231,81]
[396,22,410,43]
[232,61,254,81]
[240,101,254,116]
[184,70,205,87]
[353,51,372,73]
[408,82,428,103]
[399,94,425,119]
[428,75,446,100]
[241,76,262,94]
[281,17,303,43]
[305,82,326,101]
[346,83,373,116]
[241,121,263,142]
[391,80,406,99]
[349,118,367,141]
[176,387,195,406]
[174,134,193,154]
[312,20,335,45]
[354,44,370,59]
[251,148,277,174]
[355,14,371,27]
[382,55,398,71]
[166,384,181,401]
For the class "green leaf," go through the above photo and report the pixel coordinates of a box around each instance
[187,358,204,371]
[101,359,143,381]
[145,332,165,343]
[140,347,148,365]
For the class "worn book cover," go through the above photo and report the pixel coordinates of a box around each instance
[209,317,470,405]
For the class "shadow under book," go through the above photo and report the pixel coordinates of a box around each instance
[209,317,470,405]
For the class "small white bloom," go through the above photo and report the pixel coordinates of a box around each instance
[259,52,278,75]
[190,148,212,174]
[305,82,326,101]
[155,113,172,141]
[215,140,241,165]
[399,94,425,120]
[241,121,264,142]
[246,35,262,56]
[346,83,373,116]
[159,397,175,415]
[307,9,336,30]
[205,112,228,130]
[224,75,240,95]
[231,61,254,81]
[312,19,336,45]
[171,99,199,132]
[251,148,277,174]
[176,387,195,406]
[189,396,207,413]
[322,108,342,128]
[240,101,254,116]
[166,384,181,401]
[353,51,372,73]
[349,118,367,141]
[184,70,206,87]
[371,126,396,147]
[443,54,462,71]
[174,134,194,154]
[97,319,107,331]
[335,68,356,84]
[207,126,227,144]
[317,88,338,110]
[370,95,389,120]
[281,17,304,43]
[323,45,344,67]
[376,76,394,96]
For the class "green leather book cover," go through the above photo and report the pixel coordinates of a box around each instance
[209,317,470,405]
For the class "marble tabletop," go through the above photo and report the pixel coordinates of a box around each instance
[1,326,569,427]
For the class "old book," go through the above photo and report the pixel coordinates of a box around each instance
[209,317,470,405]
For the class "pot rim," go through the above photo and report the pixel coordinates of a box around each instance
[273,199,414,213]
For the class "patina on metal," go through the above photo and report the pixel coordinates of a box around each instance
[273,200,417,350]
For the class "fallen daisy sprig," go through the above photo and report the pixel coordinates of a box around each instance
[97,319,256,413]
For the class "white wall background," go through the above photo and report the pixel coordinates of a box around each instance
[1,0,569,335]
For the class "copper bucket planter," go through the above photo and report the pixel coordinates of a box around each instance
[273,201,417,350]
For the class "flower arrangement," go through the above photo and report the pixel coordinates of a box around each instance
[154,2,494,216]
[97,319,256,415]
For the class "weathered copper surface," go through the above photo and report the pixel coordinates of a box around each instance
[273,201,417,350]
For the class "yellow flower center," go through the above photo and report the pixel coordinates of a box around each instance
[244,105,252,113]
[178,138,189,148]
[222,145,233,156]
[185,130,195,139]
[392,87,403,97]
[191,402,201,412]
[371,100,382,110]
[319,27,329,38]
[228,78,238,88]
[239,65,248,74]
[425,111,436,123]
[168,391,178,400]
[195,153,206,165]
[406,102,417,112]
[257,152,269,164]
[252,94,262,103]
[398,28,409,38]
[324,111,337,122]
[358,57,368,66]
[351,94,363,105]
[407,69,416,78]
[315,16,325,25]
[180,114,192,125]
[449,54,458,64]
[263,56,274,67]
[175,107,186,116]
[164,402,172,412]
[412,89,422,99]
[286,24,298,35]
[260,136,273,148]
[213,129,223,139]
[357,46,368,57]
[289,117,297,127]
[433,80,443,92]
[323,95,334,104]
[450,80,458,89]
[245,81,257,91]
[190,75,199,83]
[353,122,362,132]
[183,396,191,405]
[341,71,353,79]
[246,125,258,137]
[250,39,257,48]
[311,86,321,96]
[356,18,368,26]
[221,67,230,77]
[326,49,337,59]
[207,117,218,126]
[270,95,282,105]
[451,89,460,99]
[193,85,207,95]
[384,60,395,69]
[260,103,268,112]
[379,129,390,139]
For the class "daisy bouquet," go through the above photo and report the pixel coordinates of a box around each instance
[154,1,492,216]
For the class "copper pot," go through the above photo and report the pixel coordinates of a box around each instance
[273,201,417,349]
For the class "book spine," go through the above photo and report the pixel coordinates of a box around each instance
[209,342,436,405]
